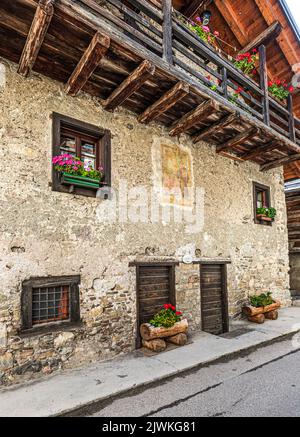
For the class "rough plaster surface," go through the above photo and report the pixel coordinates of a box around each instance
[0,59,291,385]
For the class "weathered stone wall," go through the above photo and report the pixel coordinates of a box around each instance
[0,59,291,385]
[289,253,300,296]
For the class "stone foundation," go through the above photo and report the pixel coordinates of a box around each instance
[0,59,291,385]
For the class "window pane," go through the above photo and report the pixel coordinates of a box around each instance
[81,141,96,169]
[257,191,263,208]
[60,136,76,156]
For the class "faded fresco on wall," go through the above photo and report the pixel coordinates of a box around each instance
[152,139,193,207]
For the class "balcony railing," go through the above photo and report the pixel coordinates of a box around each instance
[82,0,299,146]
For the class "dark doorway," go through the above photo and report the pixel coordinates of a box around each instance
[200,263,229,335]
[135,263,176,348]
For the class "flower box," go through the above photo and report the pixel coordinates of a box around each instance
[140,318,188,341]
[256,214,273,222]
[243,300,281,317]
[60,172,100,190]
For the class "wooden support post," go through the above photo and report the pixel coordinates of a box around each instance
[259,44,270,126]
[169,100,219,137]
[240,141,279,161]
[18,0,55,77]
[216,127,259,153]
[138,81,189,124]
[193,112,236,143]
[162,0,173,64]
[103,60,155,112]
[65,32,110,96]
[221,67,228,100]
[287,93,296,143]
[260,153,300,171]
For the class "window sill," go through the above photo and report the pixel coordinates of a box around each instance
[19,321,84,338]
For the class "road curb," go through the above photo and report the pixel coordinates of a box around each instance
[60,328,300,417]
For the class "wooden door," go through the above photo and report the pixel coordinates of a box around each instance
[136,263,176,348]
[200,263,229,335]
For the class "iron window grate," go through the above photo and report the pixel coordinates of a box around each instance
[32,285,70,325]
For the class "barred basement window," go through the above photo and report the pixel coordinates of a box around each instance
[52,113,111,198]
[21,276,80,333]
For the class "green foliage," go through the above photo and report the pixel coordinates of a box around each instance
[250,292,274,308]
[256,207,277,219]
[149,304,182,328]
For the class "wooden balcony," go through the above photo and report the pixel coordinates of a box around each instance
[1,0,300,170]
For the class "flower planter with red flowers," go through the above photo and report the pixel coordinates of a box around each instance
[140,304,188,351]
[234,49,259,78]
[268,79,294,105]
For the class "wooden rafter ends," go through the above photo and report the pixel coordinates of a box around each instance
[216,127,259,153]
[241,21,282,54]
[65,32,110,96]
[241,141,280,161]
[193,112,237,143]
[103,60,156,112]
[18,0,55,77]
[261,154,300,171]
[169,100,219,136]
[138,81,190,124]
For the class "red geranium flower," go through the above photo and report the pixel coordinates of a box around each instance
[163,303,171,309]
[176,311,182,316]
[289,86,294,92]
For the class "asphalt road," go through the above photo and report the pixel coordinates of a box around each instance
[87,336,300,417]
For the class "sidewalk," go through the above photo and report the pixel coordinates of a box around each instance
[1,307,300,417]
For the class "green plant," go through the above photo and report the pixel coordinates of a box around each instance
[250,292,274,308]
[52,154,103,181]
[149,304,182,328]
[180,15,219,46]
[234,50,258,77]
[256,207,277,219]
[268,80,294,101]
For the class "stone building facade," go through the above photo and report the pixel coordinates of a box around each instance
[0,58,291,385]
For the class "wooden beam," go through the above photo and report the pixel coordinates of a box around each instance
[169,99,219,136]
[65,32,110,96]
[240,141,280,161]
[18,0,55,77]
[103,60,155,112]
[213,0,249,46]
[216,127,259,153]
[254,0,299,67]
[217,151,245,162]
[182,1,205,18]
[261,154,300,171]
[259,45,270,126]
[241,21,282,53]
[138,81,189,124]
[193,112,237,143]
[162,0,173,63]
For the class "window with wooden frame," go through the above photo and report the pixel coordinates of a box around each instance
[52,113,111,197]
[21,276,81,334]
[253,182,272,225]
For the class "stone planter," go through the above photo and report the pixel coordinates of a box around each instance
[60,172,100,190]
[140,318,188,341]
